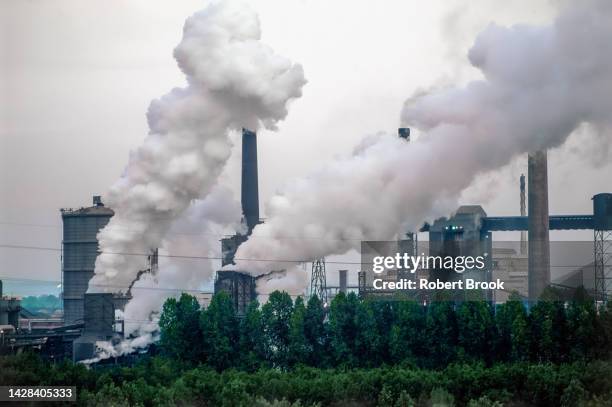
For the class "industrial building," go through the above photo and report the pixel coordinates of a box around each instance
[215,129,260,314]
[214,271,257,314]
[72,293,120,362]
[0,280,21,336]
[491,247,528,302]
[527,151,550,300]
[418,193,612,301]
[426,205,494,301]
[2,125,610,364]
[0,279,82,359]
[61,196,114,324]
[356,132,612,302]
[61,195,158,324]
[358,237,424,300]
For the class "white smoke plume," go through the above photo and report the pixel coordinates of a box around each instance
[82,186,242,364]
[235,0,612,293]
[88,0,306,294]
[79,333,158,365]
[122,186,241,336]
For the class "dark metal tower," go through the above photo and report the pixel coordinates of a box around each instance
[221,128,259,266]
[61,196,114,324]
[520,173,527,255]
[310,259,328,304]
[528,150,551,300]
[241,128,259,235]
[593,193,612,302]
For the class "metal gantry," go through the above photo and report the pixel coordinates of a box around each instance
[594,229,612,302]
[310,258,328,305]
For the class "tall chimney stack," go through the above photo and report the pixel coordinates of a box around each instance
[520,174,527,255]
[528,150,551,299]
[241,128,259,235]
[338,270,348,294]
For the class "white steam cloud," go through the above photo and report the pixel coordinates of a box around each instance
[82,186,241,364]
[82,0,305,363]
[235,0,612,293]
[123,186,241,333]
[89,0,306,294]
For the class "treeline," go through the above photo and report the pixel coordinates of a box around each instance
[2,353,611,406]
[21,294,62,312]
[159,288,612,371]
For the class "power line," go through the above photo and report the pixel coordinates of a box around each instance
[0,243,596,268]
[0,220,369,242]
[0,276,304,298]
[0,243,365,265]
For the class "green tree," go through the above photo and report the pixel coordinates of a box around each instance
[328,292,359,367]
[200,292,239,370]
[354,299,379,367]
[600,301,612,359]
[303,295,327,367]
[425,301,458,367]
[566,287,599,360]
[158,293,203,362]
[389,300,425,365]
[529,300,555,362]
[370,300,396,364]
[430,387,455,407]
[529,287,568,363]
[560,378,587,407]
[395,390,416,407]
[261,291,294,369]
[377,385,394,407]
[218,378,252,407]
[21,295,61,312]
[466,396,503,407]
[239,300,267,371]
[510,311,530,361]
[288,297,310,366]
[495,292,529,361]
[456,300,494,362]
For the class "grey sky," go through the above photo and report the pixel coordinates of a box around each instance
[1,0,610,294]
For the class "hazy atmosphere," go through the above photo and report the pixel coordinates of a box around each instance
[2,0,611,296]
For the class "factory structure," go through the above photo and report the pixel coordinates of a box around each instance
[0,280,21,339]
[60,196,114,324]
[215,129,262,315]
[354,140,612,303]
[61,196,158,324]
[218,124,610,307]
[367,149,612,302]
[1,124,611,362]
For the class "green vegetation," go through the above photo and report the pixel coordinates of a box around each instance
[1,288,611,406]
[20,294,62,313]
[158,289,612,370]
[1,353,611,406]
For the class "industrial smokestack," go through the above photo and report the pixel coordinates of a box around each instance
[234,1,612,291]
[520,174,527,255]
[528,151,551,299]
[338,270,348,294]
[242,128,259,235]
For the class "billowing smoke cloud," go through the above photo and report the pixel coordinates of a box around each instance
[89,0,306,294]
[235,0,612,292]
[81,185,242,364]
[123,186,241,334]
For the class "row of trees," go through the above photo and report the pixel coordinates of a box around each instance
[159,288,612,371]
[3,353,611,406]
[20,294,61,313]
